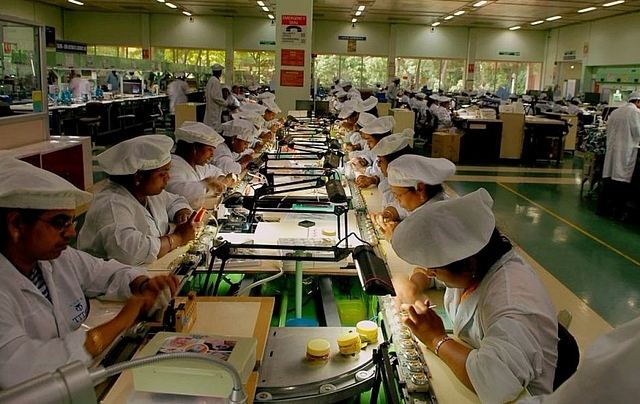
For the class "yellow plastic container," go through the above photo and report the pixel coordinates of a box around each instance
[337,332,362,356]
[336,300,367,327]
[306,339,331,364]
[356,320,379,344]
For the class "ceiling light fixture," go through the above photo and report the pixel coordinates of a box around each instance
[444,15,454,20]
[546,15,561,21]
[454,10,465,16]
[578,7,597,13]
[68,0,84,5]
[473,1,488,7]
[156,0,165,3]
[257,1,265,6]
[355,11,362,16]
[358,5,365,11]
[603,0,625,6]
[268,14,275,19]
[262,6,269,12]
[352,18,357,23]
[165,2,177,8]
[531,20,544,25]
[182,11,191,16]
[431,22,441,26]
[509,26,521,30]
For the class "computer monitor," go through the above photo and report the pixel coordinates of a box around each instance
[295,100,330,118]
[601,106,617,121]
[583,92,601,105]
[123,81,141,95]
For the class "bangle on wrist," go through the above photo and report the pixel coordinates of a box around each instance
[166,234,174,250]
[434,336,453,357]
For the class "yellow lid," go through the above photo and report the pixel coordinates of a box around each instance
[337,332,360,346]
[306,339,331,357]
[356,320,379,342]
[322,228,336,236]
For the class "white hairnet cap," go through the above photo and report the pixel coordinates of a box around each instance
[257,92,276,101]
[175,121,224,148]
[392,188,495,268]
[175,71,185,78]
[428,95,439,102]
[393,76,400,81]
[335,90,348,98]
[628,91,640,102]
[361,116,396,135]
[356,96,378,112]
[0,156,93,210]
[235,111,266,129]
[262,98,281,113]
[342,81,352,87]
[98,135,173,175]
[239,102,267,115]
[338,99,359,119]
[387,154,456,187]
[357,112,376,128]
[439,96,452,103]
[416,92,426,100]
[370,132,411,156]
[222,119,257,141]
[212,63,223,71]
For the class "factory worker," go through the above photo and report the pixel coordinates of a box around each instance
[387,76,401,107]
[374,154,455,240]
[69,73,89,100]
[232,84,246,104]
[167,121,233,207]
[106,70,120,92]
[331,90,348,115]
[341,81,361,99]
[352,116,397,188]
[519,315,640,404]
[235,111,269,152]
[399,89,411,106]
[357,95,379,117]
[367,132,414,224]
[428,95,440,115]
[211,118,257,175]
[259,93,283,133]
[598,91,640,219]
[410,92,425,111]
[346,112,376,153]
[167,71,189,115]
[78,136,197,266]
[392,189,559,403]
[0,156,179,389]
[204,63,226,131]
[338,99,361,132]
[566,98,582,116]
[436,96,454,130]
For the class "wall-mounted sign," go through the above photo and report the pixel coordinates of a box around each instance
[468,63,475,74]
[498,51,520,56]
[281,49,305,67]
[142,49,150,59]
[338,35,366,41]
[347,39,357,53]
[281,15,307,45]
[56,40,87,54]
[583,42,589,54]
[281,69,304,87]
[260,40,276,45]
[45,26,56,48]
[563,50,576,61]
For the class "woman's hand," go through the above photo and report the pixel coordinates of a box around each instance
[204,177,227,195]
[172,210,199,245]
[392,276,423,307]
[138,275,180,297]
[355,175,377,188]
[376,219,397,241]
[402,299,448,351]
[174,208,192,224]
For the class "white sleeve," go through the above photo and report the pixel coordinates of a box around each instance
[163,191,192,221]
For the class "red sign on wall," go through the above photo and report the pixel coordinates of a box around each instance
[281,15,307,26]
[468,63,475,74]
[280,70,305,87]
[142,49,150,59]
[281,49,305,67]
[3,43,12,53]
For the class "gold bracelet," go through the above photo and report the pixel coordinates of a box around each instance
[434,336,453,357]
[88,329,104,354]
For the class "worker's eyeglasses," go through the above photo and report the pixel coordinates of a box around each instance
[392,189,411,200]
[39,215,76,232]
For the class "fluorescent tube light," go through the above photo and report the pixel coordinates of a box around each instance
[68,0,84,5]
[268,14,274,19]
[473,1,488,7]
[156,0,165,3]
[531,20,544,25]
[444,15,454,20]
[355,11,362,16]
[603,1,624,7]
[165,2,177,9]
[262,6,269,12]
[578,7,597,13]
[257,1,265,6]
[431,22,441,27]
[182,11,191,16]
[454,10,465,16]
[509,26,521,30]
[546,15,562,21]
[352,18,357,23]
[358,5,365,11]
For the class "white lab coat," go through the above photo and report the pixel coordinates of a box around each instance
[444,250,558,403]
[430,103,440,116]
[211,142,244,175]
[0,249,146,388]
[77,180,191,265]
[69,77,89,99]
[518,315,640,404]
[166,155,225,207]
[167,79,189,115]
[436,105,453,130]
[602,102,640,183]
[204,76,226,131]
[387,83,400,103]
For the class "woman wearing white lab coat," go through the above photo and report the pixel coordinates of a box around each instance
[167,121,231,207]
[352,116,396,188]
[392,189,558,404]
[0,157,178,389]
[78,136,198,266]
[519,315,640,404]
[204,64,226,131]
[211,119,257,175]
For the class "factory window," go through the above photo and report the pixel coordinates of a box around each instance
[474,61,542,95]
[314,55,388,90]
[395,58,466,93]
[233,51,275,86]
[89,46,142,59]
[152,48,224,67]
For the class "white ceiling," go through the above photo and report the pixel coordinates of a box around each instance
[39,0,640,30]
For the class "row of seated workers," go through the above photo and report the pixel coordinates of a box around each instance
[1,89,638,403]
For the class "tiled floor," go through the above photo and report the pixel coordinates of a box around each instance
[446,155,640,349]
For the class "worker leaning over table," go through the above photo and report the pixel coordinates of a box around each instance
[78,135,199,266]
[351,115,396,188]
[392,188,559,404]
[211,117,258,175]
[166,121,235,208]
[0,156,179,389]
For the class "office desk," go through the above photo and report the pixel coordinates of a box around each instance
[523,116,567,165]
[99,296,274,404]
[454,118,503,164]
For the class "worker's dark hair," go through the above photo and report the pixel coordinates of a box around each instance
[439,228,512,279]
[0,208,43,248]
[174,139,195,158]
[385,145,415,164]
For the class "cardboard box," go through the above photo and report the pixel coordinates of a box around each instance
[431,131,462,163]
